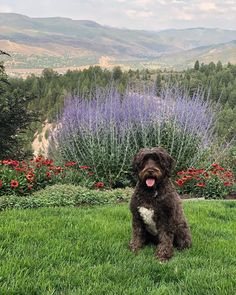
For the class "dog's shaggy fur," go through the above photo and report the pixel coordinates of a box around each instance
[129,147,192,262]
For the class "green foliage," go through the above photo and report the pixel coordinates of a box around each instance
[217,104,236,142]
[0,184,131,211]
[0,52,39,159]
[4,61,236,147]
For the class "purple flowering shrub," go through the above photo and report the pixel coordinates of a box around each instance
[49,86,218,187]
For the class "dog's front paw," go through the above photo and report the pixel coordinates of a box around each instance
[156,254,171,263]
[156,247,173,262]
[129,241,142,253]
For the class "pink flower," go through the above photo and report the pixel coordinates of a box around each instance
[196,182,205,188]
[65,161,77,167]
[79,165,90,170]
[177,171,185,175]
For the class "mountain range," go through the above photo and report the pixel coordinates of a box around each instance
[0,13,235,76]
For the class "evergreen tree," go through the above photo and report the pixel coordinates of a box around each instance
[0,52,39,158]
[194,60,200,71]
[216,61,223,72]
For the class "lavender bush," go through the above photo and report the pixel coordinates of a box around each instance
[49,85,218,187]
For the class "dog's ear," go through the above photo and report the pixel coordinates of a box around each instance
[153,147,175,177]
[132,148,146,175]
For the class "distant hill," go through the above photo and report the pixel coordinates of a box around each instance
[154,40,236,69]
[0,13,236,76]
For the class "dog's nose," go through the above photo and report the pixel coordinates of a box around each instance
[147,169,155,175]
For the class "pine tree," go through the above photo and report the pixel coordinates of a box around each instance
[194,60,200,71]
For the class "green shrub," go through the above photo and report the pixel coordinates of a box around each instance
[0,184,132,211]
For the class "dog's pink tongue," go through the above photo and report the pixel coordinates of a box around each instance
[146,178,155,187]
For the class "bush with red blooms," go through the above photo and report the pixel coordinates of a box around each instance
[0,156,106,196]
[175,163,235,199]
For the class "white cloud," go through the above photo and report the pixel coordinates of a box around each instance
[0,5,12,13]
[135,0,154,4]
[198,2,218,11]
[175,11,193,21]
[157,0,168,4]
[125,9,153,18]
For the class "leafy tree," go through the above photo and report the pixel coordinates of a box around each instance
[0,51,39,159]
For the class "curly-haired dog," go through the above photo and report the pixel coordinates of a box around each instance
[129,147,192,262]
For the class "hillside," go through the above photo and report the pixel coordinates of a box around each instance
[0,13,236,75]
[156,40,236,69]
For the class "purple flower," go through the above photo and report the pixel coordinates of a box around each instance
[49,84,218,185]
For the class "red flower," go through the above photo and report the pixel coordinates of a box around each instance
[11,180,19,188]
[65,161,77,167]
[88,172,94,176]
[79,165,90,170]
[2,159,19,167]
[11,160,19,167]
[53,166,63,175]
[194,177,201,180]
[224,171,233,178]
[182,176,189,181]
[196,182,205,188]
[175,179,184,187]
[35,156,43,163]
[26,172,35,182]
[28,185,33,190]
[42,159,54,166]
[15,167,26,172]
[211,163,219,168]
[204,172,210,178]
[196,169,205,174]
[0,180,2,188]
[211,170,218,175]
[46,171,52,178]
[187,168,197,174]
[177,171,185,175]
[223,182,232,187]
[94,181,105,188]
[211,163,224,171]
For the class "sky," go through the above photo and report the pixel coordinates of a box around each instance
[0,0,235,31]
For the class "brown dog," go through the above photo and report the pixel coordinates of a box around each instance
[129,147,192,262]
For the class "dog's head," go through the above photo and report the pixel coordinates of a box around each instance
[132,147,174,189]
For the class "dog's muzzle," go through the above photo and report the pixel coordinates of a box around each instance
[139,168,162,188]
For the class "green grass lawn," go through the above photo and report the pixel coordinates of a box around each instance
[0,201,236,295]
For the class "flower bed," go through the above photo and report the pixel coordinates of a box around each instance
[0,156,105,196]
[175,163,236,199]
